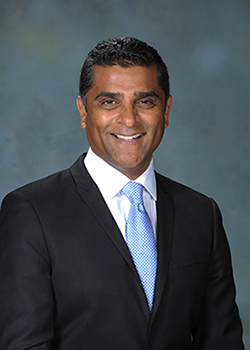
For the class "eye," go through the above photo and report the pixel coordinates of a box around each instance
[101,99,118,109]
[103,99,115,105]
[102,100,115,106]
[137,99,155,109]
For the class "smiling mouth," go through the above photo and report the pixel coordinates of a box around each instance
[112,133,143,140]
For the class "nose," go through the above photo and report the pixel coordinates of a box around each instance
[116,103,138,128]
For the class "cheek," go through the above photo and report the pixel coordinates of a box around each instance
[86,110,112,130]
[85,116,111,150]
[85,115,101,137]
[85,119,100,145]
[150,117,165,136]
[149,120,165,148]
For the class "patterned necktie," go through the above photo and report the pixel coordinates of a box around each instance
[122,181,157,311]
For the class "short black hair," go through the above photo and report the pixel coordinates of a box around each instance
[79,37,170,106]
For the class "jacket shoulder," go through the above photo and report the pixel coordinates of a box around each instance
[1,154,87,207]
[156,172,209,199]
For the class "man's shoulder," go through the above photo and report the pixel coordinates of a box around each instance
[155,172,217,221]
[2,154,87,205]
[156,172,211,201]
[13,167,70,196]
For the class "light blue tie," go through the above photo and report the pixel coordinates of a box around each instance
[122,181,157,311]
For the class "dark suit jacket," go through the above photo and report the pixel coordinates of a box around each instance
[0,154,244,349]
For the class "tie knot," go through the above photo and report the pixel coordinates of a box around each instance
[122,181,144,205]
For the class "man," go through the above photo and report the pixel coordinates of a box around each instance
[0,37,244,349]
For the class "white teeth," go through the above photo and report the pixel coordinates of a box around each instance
[115,133,142,140]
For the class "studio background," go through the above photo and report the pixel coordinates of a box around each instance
[0,0,249,347]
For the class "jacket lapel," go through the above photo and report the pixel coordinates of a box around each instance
[70,154,143,284]
[151,173,175,316]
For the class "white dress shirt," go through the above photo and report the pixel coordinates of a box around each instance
[84,148,157,240]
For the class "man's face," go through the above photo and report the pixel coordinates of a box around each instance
[77,64,172,180]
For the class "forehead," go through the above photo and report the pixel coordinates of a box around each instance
[90,64,162,95]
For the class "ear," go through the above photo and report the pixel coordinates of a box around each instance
[164,95,172,128]
[76,96,87,129]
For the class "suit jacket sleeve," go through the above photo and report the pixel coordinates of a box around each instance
[0,191,53,349]
[193,198,244,349]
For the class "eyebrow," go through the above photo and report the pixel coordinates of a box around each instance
[134,91,160,99]
[95,90,160,100]
[95,92,124,100]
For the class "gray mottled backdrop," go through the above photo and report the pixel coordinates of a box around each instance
[0,0,249,347]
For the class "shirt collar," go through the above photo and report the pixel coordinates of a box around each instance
[84,148,157,201]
